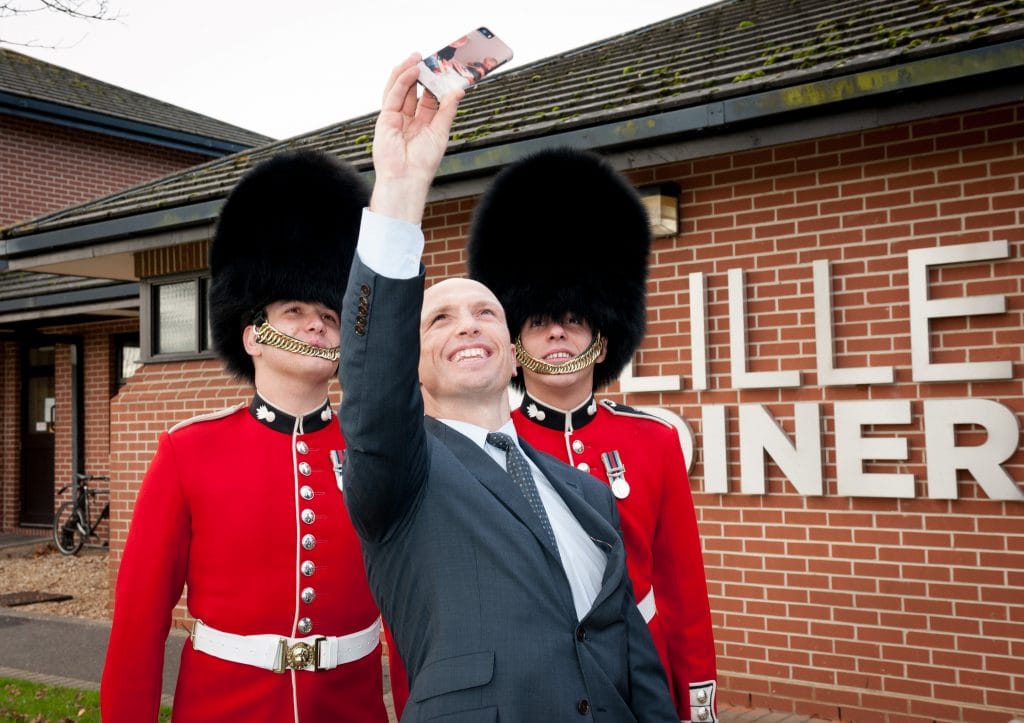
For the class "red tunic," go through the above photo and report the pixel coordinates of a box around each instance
[101,397,386,723]
[513,393,718,722]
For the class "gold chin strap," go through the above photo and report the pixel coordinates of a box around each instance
[253,320,340,362]
[515,332,603,376]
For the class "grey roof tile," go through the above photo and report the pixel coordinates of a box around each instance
[0,47,273,148]
[3,0,1023,240]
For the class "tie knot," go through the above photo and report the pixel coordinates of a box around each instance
[486,432,515,452]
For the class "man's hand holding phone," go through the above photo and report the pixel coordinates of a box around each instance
[370,54,463,225]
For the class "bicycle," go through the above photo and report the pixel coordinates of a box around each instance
[53,473,111,555]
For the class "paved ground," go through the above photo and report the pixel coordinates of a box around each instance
[0,531,834,722]
[0,606,184,709]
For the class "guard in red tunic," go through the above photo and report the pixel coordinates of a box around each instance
[101,151,388,722]
[467,147,719,722]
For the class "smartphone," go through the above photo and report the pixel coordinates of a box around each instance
[417,26,513,101]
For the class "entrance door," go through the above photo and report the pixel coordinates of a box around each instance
[20,344,56,526]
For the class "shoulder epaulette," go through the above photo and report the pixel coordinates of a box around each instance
[168,403,246,434]
[599,399,673,428]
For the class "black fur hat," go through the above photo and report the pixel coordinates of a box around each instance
[208,149,369,383]
[467,147,651,390]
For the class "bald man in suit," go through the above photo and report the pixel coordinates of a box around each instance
[337,55,677,722]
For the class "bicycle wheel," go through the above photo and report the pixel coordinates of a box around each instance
[53,501,85,555]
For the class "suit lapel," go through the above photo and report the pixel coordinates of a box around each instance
[424,417,627,619]
[425,418,562,561]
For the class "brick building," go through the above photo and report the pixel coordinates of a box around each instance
[2,1,1022,720]
[0,47,270,531]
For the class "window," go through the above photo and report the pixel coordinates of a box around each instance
[157,281,198,353]
[141,274,213,361]
[113,333,142,392]
[25,345,56,434]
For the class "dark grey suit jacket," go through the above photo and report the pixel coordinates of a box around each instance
[339,256,676,722]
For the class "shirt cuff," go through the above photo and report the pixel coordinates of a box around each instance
[356,208,424,279]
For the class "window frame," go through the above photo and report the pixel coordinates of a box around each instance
[140,272,215,363]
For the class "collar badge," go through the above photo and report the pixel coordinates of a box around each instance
[526,403,546,421]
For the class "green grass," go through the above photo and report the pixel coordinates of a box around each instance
[0,677,172,722]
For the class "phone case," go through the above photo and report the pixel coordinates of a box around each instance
[417,27,514,101]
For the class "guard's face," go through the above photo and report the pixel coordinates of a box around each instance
[244,300,340,382]
[519,312,596,365]
[419,278,516,401]
[517,312,606,392]
[264,300,341,349]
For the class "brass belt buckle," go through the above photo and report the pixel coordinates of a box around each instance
[274,637,326,673]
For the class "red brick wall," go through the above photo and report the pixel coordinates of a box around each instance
[0,343,21,531]
[49,320,139,536]
[0,108,219,532]
[53,342,71,513]
[0,114,210,227]
[0,321,139,533]
[104,101,1024,722]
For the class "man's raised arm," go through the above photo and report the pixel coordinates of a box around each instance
[338,56,462,542]
[368,54,462,224]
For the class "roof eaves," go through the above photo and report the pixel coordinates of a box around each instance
[0,281,139,313]
[0,91,255,156]
[0,200,223,259]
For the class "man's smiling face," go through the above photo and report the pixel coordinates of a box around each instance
[419,278,516,405]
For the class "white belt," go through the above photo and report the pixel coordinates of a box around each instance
[637,586,657,624]
[191,616,381,673]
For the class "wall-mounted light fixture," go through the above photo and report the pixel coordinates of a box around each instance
[639,182,681,237]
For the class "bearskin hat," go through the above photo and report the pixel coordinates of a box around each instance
[208,149,369,383]
[467,147,651,390]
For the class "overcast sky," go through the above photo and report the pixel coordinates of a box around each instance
[3,1,713,139]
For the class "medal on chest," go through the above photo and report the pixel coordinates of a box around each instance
[600,449,630,499]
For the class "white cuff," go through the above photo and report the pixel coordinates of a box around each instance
[688,679,717,722]
[357,208,424,279]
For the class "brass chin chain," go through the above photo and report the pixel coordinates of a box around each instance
[253,321,340,362]
[515,332,603,376]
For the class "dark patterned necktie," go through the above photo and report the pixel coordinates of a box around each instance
[486,432,558,550]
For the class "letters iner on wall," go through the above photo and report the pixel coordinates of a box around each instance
[615,240,1021,501]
